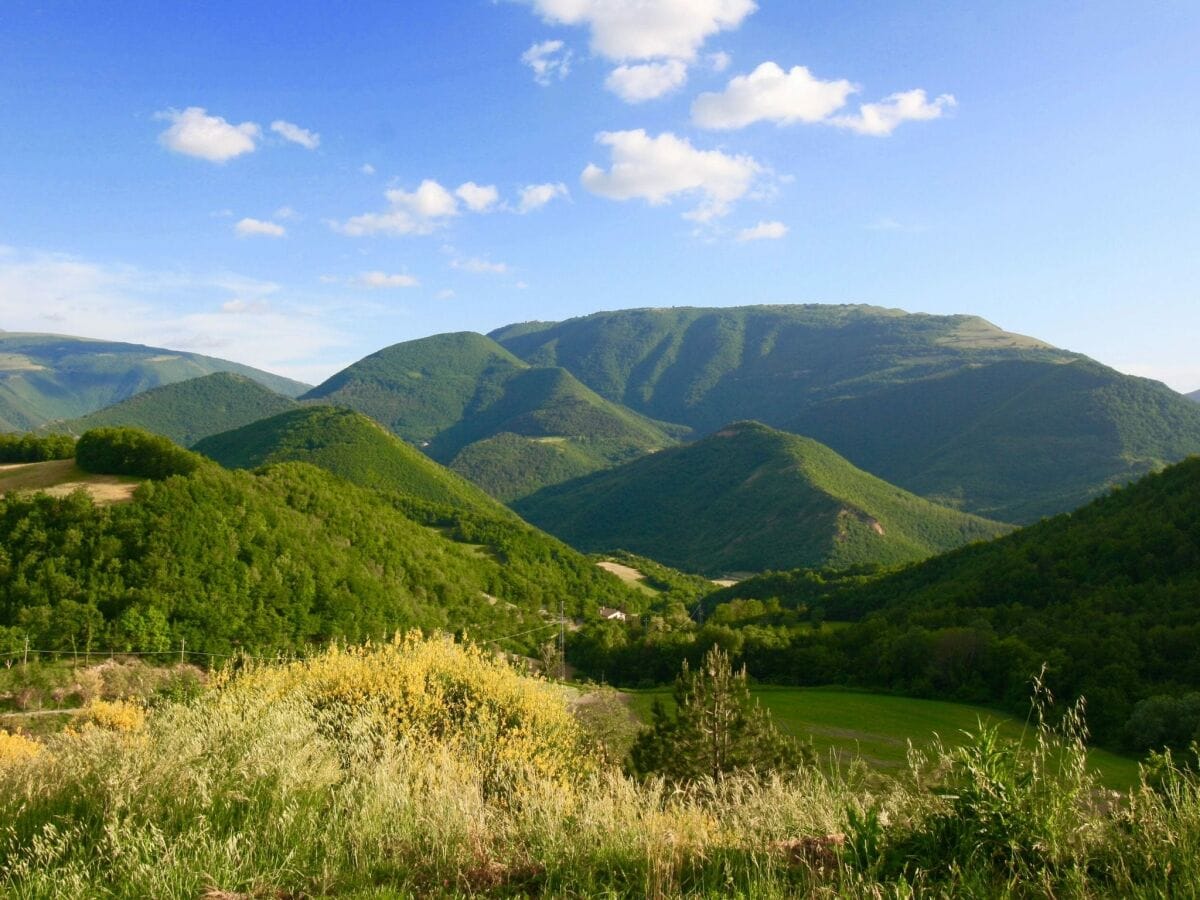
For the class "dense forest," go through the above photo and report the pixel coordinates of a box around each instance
[0,428,643,660]
[570,455,1200,750]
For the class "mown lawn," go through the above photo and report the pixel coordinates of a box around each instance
[624,685,1142,789]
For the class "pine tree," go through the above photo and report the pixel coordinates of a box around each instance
[628,645,811,780]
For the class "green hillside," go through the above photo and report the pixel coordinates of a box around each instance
[1189,389,1200,402]
[302,332,527,443]
[304,332,683,500]
[193,406,501,513]
[515,420,1009,576]
[0,332,308,431]
[492,305,1200,521]
[46,372,298,447]
[705,454,1200,745]
[0,429,644,658]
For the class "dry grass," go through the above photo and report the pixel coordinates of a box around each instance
[0,459,141,504]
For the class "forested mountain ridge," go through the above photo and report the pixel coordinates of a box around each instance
[0,428,645,658]
[699,453,1200,743]
[0,332,308,431]
[491,305,1200,521]
[194,406,505,513]
[1188,389,1200,402]
[514,420,1009,576]
[302,332,683,500]
[45,372,299,447]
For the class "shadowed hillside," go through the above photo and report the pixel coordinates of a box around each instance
[492,305,1200,522]
[515,420,1009,576]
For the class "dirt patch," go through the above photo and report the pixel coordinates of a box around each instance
[597,560,646,582]
[711,578,739,587]
[0,459,141,505]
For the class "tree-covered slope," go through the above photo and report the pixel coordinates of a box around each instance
[1188,389,1200,403]
[303,333,683,500]
[492,305,1200,522]
[0,332,309,431]
[0,431,645,658]
[711,455,1200,741]
[301,332,528,443]
[193,406,502,513]
[46,372,299,447]
[514,420,1009,576]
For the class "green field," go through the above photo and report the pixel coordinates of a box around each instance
[625,685,1142,789]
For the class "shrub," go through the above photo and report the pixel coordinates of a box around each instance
[75,427,202,480]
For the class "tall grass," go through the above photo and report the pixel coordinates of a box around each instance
[1,637,1197,898]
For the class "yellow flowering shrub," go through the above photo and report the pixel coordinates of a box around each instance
[0,730,43,767]
[72,698,147,733]
[216,633,596,786]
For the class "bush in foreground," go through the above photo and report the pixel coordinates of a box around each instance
[0,636,1198,897]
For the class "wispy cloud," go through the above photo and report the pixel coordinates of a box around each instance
[270,119,320,149]
[736,220,787,241]
[522,40,572,85]
[235,217,286,238]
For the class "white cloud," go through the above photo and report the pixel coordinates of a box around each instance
[360,163,376,175]
[453,257,509,275]
[0,247,343,380]
[437,289,456,300]
[270,119,320,149]
[516,182,569,213]
[522,39,572,85]
[581,129,761,220]
[334,179,461,236]
[707,51,732,72]
[357,271,420,289]
[832,89,957,136]
[156,107,260,162]
[274,206,299,220]
[692,62,856,129]
[736,220,787,241]
[528,0,756,62]
[605,60,688,102]
[456,181,500,212]
[234,218,286,238]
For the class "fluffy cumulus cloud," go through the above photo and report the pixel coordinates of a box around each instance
[693,63,956,136]
[516,182,569,213]
[356,271,419,289]
[522,39,572,85]
[456,182,500,212]
[832,89,957,136]
[528,0,755,61]
[581,129,761,221]
[270,119,320,149]
[234,217,286,238]
[157,107,260,162]
[605,59,688,102]
[736,220,787,241]
[692,62,856,129]
[334,180,461,236]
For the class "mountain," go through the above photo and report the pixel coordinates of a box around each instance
[303,332,684,500]
[514,420,1010,576]
[46,372,299,447]
[0,427,646,658]
[491,305,1200,522]
[713,453,1200,743]
[1188,389,1200,403]
[194,406,501,513]
[0,332,309,432]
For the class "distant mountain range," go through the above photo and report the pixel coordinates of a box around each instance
[1189,389,1200,403]
[301,332,684,501]
[47,372,299,447]
[0,332,308,431]
[492,306,1200,522]
[514,420,1009,575]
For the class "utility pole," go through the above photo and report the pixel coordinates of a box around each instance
[180,637,186,664]
[23,635,29,666]
[559,597,565,682]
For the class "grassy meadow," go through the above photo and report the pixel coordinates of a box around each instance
[625,685,1142,790]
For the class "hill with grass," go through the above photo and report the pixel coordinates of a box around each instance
[0,333,308,432]
[303,333,683,500]
[194,406,503,513]
[47,372,299,447]
[0,428,644,659]
[514,420,1009,576]
[492,305,1200,521]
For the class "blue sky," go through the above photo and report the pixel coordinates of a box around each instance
[1,1,1197,390]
